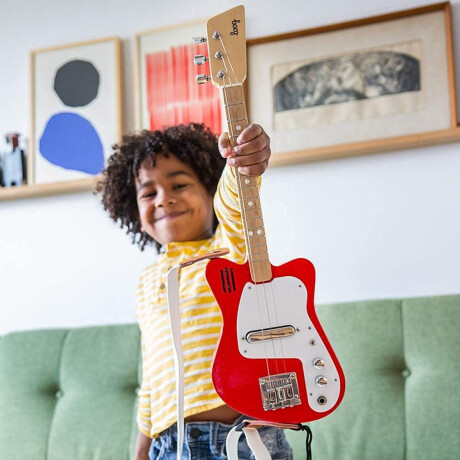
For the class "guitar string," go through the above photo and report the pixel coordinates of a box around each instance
[218,36,289,377]
[220,34,286,373]
[218,55,273,379]
[218,34,289,377]
[217,49,277,376]
[218,36,286,377]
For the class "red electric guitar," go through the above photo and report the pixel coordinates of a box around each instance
[199,5,345,423]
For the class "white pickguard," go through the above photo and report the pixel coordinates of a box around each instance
[236,276,341,413]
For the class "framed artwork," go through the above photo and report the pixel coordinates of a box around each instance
[135,19,222,134]
[247,2,460,165]
[30,37,123,187]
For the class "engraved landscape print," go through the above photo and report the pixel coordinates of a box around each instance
[273,40,423,130]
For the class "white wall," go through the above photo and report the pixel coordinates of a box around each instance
[1,0,460,335]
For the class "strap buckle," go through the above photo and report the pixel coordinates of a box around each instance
[235,419,302,432]
[179,248,229,267]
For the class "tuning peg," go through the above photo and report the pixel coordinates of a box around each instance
[196,74,211,84]
[194,55,209,65]
[192,37,207,44]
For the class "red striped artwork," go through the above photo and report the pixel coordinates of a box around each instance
[145,42,222,134]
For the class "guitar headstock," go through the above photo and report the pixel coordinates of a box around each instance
[194,5,247,89]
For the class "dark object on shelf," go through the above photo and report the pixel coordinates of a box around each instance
[1,133,27,187]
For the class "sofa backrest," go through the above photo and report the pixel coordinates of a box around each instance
[1,294,459,459]
[286,294,460,460]
[0,325,140,459]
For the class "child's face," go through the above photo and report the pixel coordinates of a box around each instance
[135,154,215,247]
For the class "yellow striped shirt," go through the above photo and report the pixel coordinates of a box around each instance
[136,165,254,437]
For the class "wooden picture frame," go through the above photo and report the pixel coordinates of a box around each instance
[247,2,460,165]
[135,19,222,134]
[0,36,123,201]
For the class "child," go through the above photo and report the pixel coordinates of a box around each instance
[98,123,292,460]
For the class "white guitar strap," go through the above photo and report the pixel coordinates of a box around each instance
[226,420,305,460]
[166,265,185,460]
[165,249,278,460]
[226,425,271,460]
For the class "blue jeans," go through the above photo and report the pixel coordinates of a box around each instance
[148,416,293,460]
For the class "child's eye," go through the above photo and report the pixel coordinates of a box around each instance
[142,191,156,198]
[173,184,187,190]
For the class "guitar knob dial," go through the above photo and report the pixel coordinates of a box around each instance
[315,376,328,387]
[313,358,325,369]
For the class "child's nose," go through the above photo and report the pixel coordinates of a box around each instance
[155,190,176,207]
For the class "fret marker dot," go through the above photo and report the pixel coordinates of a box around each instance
[257,229,262,235]
[236,125,241,130]
[245,179,250,184]
[249,231,254,236]
[248,201,253,206]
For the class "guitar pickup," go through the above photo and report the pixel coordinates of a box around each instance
[245,325,295,343]
[260,373,301,410]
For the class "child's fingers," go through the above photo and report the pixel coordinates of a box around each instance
[232,124,270,158]
[227,146,270,168]
[232,135,268,158]
[218,132,232,158]
[238,160,269,176]
[221,123,271,176]
[236,123,264,145]
[221,124,269,158]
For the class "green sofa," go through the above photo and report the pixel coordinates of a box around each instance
[1,294,459,459]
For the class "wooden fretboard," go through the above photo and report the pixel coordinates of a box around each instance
[222,84,272,282]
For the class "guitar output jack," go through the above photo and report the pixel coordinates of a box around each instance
[317,396,327,405]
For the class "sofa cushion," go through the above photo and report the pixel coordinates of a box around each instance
[0,325,140,460]
[0,329,68,459]
[286,299,406,459]
[403,295,460,460]
[286,295,460,460]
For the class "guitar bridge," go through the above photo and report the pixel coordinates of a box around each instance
[259,372,301,410]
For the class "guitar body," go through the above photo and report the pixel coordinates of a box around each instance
[206,256,345,422]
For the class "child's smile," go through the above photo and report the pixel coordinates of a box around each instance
[135,154,215,247]
[154,211,187,222]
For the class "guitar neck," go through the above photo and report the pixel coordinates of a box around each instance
[222,84,272,283]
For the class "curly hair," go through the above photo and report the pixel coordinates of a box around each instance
[96,123,226,253]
